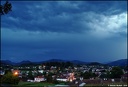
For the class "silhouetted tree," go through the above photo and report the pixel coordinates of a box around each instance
[0,5,4,15]
[46,74,53,83]
[27,71,34,80]
[110,66,124,78]
[0,1,12,15]
[1,72,20,85]
[80,72,91,79]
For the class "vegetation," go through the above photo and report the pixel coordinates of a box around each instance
[80,72,97,79]
[18,81,55,86]
[27,71,34,80]
[84,82,127,87]
[16,81,68,86]
[45,74,53,83]
[1,72,20,85]
[0,1,12,15]
[110,66,124,78]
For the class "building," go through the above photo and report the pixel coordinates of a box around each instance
[56,78,68,82]
[34,76,46,82]
[0,70,5,75]
[67,73,76,82]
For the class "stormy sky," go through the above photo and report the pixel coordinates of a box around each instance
[1,1,127,63]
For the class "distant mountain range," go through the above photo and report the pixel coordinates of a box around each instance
[106,59,127,66]
[1,59,127,66]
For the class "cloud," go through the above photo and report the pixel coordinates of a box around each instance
[1,1,127,33]
[1,1,127,62]
[1,26,127,62]
[86,12,127,38]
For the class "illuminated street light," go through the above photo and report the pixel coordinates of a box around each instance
[14,72,18,75]
[13,71,19,76]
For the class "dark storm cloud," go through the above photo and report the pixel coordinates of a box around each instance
[1,1,127,33]
[1,1,127,62]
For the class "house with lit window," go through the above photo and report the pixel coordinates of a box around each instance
[56,72,76,82]
[67,73,76,82]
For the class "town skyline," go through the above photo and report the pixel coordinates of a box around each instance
[1,57,127,86]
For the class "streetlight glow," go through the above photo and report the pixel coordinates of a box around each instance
[14,71,18,75]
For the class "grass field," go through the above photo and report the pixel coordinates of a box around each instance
[16,81,127,87]
[84,82,127,87]
[18,81,55,86]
